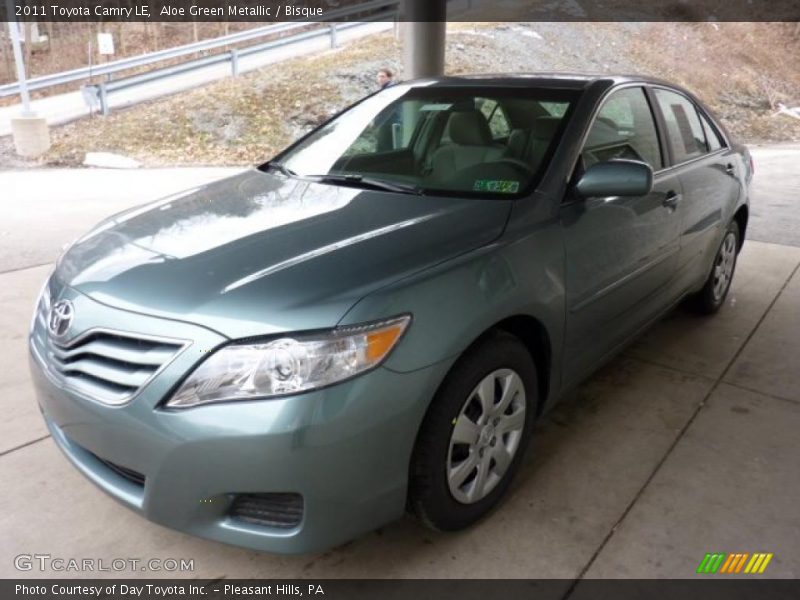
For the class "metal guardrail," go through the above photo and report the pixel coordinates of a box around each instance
[85,14,396,115]
[0,0,399,101]
[0,22,302,97]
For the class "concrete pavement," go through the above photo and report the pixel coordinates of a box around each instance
[1,149,799,581]
[0,167,243,273]
[746,143,800,248]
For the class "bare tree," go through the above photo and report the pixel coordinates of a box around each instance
[1,29,11,82]
[23,22,33,75]
[115,19,125,55]
[45,22,54,53]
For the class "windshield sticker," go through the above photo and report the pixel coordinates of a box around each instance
[473,180,520,193]
[420,103,453,112]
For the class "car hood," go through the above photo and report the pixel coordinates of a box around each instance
[57,169,512,339]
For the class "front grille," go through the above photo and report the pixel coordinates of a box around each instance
[31,293,185,405]
[229,493,304,529]
[92,453,146,487]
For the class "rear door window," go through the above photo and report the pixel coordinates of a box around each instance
[699,112,724,152]
[654,89,709,163]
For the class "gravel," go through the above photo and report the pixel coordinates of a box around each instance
[446,23,648,74]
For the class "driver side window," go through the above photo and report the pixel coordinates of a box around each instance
[582,87,663,170]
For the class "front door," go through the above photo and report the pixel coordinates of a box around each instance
[560,86,683,385]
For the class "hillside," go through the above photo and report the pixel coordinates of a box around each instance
[2,22,799,168]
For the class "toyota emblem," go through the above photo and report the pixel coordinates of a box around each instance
[48,300,74,339]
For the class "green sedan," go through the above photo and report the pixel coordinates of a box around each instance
[30,74,751,553]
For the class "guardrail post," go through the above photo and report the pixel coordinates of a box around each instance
[329,24,338,48]
[99,83,110,116]
[230,49,239,77]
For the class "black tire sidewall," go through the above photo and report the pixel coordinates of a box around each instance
[410,331,538,531]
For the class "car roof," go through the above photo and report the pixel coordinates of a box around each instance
[404,71,730,144]
[410,72,680,91]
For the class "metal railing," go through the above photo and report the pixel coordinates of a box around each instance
[85,16,394,115]
[0,0,399,108]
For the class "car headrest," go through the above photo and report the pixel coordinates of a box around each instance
[447,111,493,146]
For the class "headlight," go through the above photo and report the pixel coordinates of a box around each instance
[166,315,411,408]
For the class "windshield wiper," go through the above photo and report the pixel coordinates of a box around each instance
[263,165,424,195]
[262,161,298,178]
[303,173,424,195]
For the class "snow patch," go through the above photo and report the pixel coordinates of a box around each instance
[83,152,141,169]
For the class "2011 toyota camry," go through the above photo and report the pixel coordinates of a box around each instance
[29,74,752,553]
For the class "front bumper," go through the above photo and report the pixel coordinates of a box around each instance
[29,284,451,554]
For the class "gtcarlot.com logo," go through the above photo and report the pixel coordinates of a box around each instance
[697,552,774,574]
[14,554,194,573]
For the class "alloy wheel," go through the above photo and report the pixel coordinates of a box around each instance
[713,232,737,302]
[447,368,526,504]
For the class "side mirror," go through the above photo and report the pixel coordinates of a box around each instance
[575,159,654,198]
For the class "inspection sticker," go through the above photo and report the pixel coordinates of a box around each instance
[473,179,520,193]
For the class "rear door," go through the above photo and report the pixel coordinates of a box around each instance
[560,86,683,384]
[651,88,742,290]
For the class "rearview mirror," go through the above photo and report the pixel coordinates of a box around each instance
[575,159,653,198]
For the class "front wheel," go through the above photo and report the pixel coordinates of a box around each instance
[691,220,740,315]
[408,331,538,531]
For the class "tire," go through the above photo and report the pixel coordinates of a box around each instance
[691,220,740,315]
[408,330,538,531]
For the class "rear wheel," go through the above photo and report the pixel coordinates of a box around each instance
[409,331,537,531]
[691,220,740,314]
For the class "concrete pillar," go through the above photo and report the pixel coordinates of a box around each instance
[401,0,446,80]
[11,116,51,157]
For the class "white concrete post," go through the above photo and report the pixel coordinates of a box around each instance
[7,19,32,114]
[6,3,51,157]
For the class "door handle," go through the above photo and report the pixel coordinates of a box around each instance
[662,191,681,210]
[725,163,736,175]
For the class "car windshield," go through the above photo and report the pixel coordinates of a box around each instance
[271,84,578,197]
